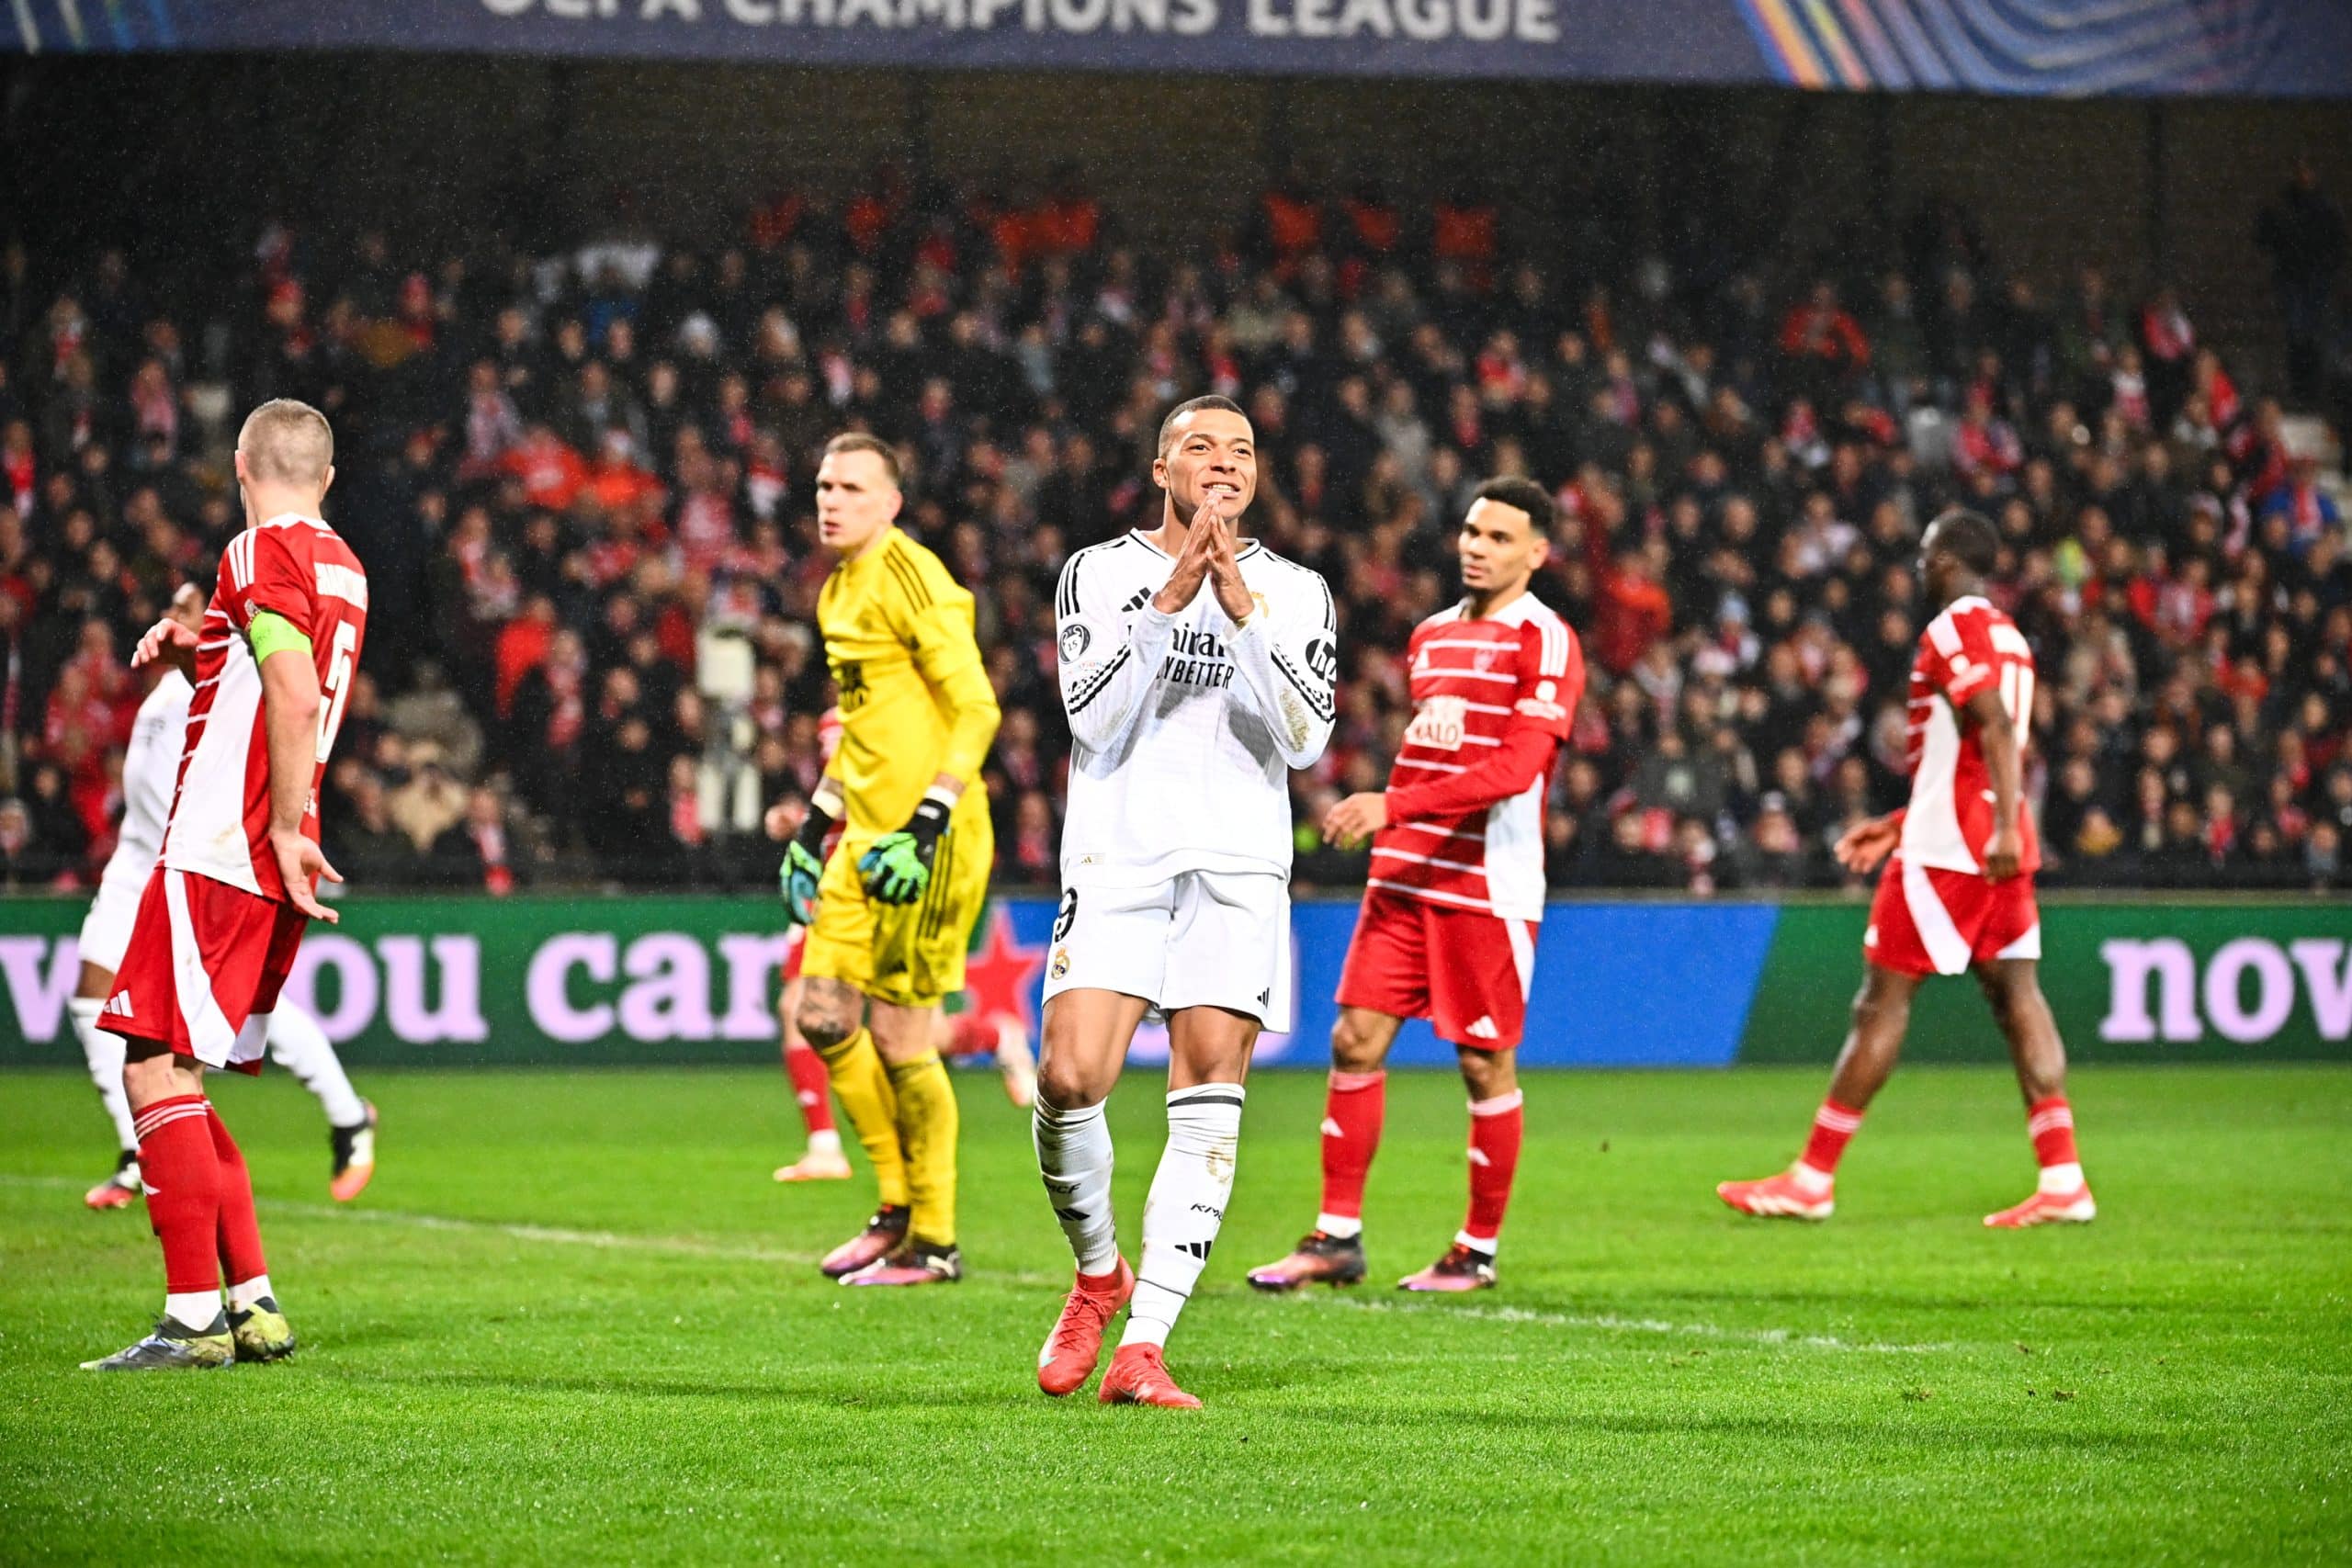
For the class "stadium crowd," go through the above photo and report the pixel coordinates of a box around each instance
[1,165,2347,897]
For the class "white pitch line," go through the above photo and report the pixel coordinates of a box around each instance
[0,1172,1069,1285]
[1332,1296,1954,1354]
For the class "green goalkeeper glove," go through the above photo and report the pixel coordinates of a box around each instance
[858,795,952,906]
[780,803,834,927]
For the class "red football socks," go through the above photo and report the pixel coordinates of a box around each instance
[785,1039,836,1136]
[134,1094,222,1296]
[1462,1089,1524,1250]
[1801,1099,1866,1178]
[1315,1069,1385,1234]
[2028,1095,2080,1170]
[205,1105,269,1289]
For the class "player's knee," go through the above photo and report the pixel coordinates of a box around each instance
[1036,1016,1110,1110]
[1851,978,1909,1032]
[119,1046,183,1111]
[1458,1049,1515,1101]
[797,1008,854,1054]
[1329,1013,1387,1073]
[1035,1055,1106,1111]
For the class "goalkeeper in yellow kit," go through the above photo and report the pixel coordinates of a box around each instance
[783,434,1001,1286]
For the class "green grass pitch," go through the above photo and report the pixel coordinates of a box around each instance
[2,1064,2347,1563]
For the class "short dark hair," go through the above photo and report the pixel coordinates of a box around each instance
[1927,508,1999,576]
[1471,476,1555,533]
[822,432,901,487]
[1157,394,1247,459]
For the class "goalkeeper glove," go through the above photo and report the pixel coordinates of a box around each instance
[780,801,835,927]
[858,795,953,906]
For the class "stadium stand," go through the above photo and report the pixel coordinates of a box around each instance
[0,167,2346,897]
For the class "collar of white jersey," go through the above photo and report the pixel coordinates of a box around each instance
[1127,526,1261,562]
[255,511,330,533]
[1452,587,1545,626]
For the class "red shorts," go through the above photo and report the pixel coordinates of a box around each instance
[96,866,308,1075]
[1864,855,2041,979]
[1334,888,1538,1052]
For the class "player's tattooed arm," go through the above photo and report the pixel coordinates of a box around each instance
[1226,567,1337,769]
[1057,552,1180,753]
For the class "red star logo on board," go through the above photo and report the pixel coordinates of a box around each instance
[962,904,1046,1030]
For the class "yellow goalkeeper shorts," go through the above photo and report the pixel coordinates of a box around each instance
[802,803,993,1010]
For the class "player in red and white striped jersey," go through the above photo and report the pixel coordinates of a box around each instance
[1719,510,2096,1230]
[1250,478,1585,1294]
[85,400,369,1371]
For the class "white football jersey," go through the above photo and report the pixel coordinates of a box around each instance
[98,669,193,889]
[1055,529,1336,885]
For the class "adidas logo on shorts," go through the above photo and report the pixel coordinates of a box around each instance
[101,990,135,1020]
[1464,1016,1499,1040]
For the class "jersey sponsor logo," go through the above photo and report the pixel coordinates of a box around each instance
[833,660,869,712]
[1052,888,1078,942]
[1514,697,1566,723]
[313,562,369,608]
[1159,627,1236,690]
[1403,694,1468,751]
[1058,622,1091,661]
[1306,635,1338,682]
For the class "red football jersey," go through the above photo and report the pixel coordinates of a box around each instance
[162,513,369,901]
[1898,594,2040,875]
[1368,593,1582,920]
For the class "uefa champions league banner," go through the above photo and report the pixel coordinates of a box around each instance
[6,0,2351,96]
[0,894,2346,1068]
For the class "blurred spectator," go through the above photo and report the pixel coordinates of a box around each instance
[0,175,2342,898]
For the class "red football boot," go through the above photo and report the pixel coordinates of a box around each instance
[84,1154,140,1211]
[1716,1168,1835,1221]
[1098,1342,1201,1409]
[1984,1186,2097,1228]
[1037,1258,1134,1396]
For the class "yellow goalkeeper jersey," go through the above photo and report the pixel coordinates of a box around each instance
[817,527,1001,834]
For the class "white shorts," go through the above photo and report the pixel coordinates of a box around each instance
[76,874,149,976]
[1041,870,1294,1032]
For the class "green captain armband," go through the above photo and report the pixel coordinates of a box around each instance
[247,609,313,663]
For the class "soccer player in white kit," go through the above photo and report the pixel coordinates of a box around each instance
[1032,396,1337,1408]
[69,582,377,1212]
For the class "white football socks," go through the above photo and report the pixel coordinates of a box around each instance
[1034,1097,1119,1277]
[227,1274,274,1312]
[164,1292,221,1334]
[264,1006,367,1128]
[70,996,139,1156]
[1122,1084,1246,1350]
